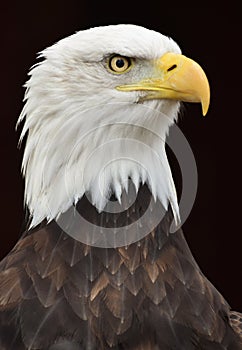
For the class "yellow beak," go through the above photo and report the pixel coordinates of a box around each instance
[117,52,210,116]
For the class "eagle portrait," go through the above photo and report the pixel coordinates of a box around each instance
[0,24,241,349]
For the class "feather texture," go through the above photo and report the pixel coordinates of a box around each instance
[0,185,241,349]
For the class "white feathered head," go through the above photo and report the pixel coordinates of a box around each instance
[18,24,209,227]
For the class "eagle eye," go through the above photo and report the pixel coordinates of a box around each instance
[108,55,132,74]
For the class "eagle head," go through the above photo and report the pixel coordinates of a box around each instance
[18,24,210,227]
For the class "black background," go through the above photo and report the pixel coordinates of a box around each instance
[0,2,241,311]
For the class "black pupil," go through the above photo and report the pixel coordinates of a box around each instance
[116,58,125,68]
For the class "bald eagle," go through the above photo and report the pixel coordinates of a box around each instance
[0,24,241,349]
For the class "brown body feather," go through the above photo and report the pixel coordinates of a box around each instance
[0,185,241,349]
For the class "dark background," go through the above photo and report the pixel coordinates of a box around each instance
[1,2,241,311]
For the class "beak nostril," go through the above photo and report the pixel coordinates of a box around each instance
[167,64,177,72]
